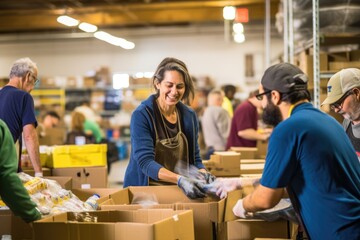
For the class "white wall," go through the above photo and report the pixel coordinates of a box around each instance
[0,26,283,93]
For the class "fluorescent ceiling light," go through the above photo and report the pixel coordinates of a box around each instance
[57,15,79,27]
[79,22,98,33]
[113,74,129,89]
[223,6,236,20]
[94,31,135,49]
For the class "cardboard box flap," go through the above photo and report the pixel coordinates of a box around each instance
[213,151,240,156]
[224,189,242,222]
[101,204,175,211]
[45,176,72,190]
[72,188,121,204]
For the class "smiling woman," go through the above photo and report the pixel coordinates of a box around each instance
[123,57,215,199]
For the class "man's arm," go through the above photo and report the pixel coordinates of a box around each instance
[238,128,270,141]
[23,124,42,176]
[243,184,284,212]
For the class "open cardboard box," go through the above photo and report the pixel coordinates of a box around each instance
[33,209,194,240]
[100,185,226,240]
[223,186,290,240]
[10,188,120,240]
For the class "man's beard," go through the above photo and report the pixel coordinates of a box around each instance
[262,100,283,127]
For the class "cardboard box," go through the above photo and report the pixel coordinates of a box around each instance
[229,147,258,159]
[240,163,264,176]
[48,144,107,168]
[0,209,11,236]
[328,61,360,71]
[100,185,226,240]
[294,50,328,89]
[223,188,290,240]
[33,209,194,240]
[52,166,108,189]
[38,127,66,146]
[44,176,72,190]
[83,76,96,88]
[226,219,289,240]
[205,152,241,177]
[71,188,121,204]
[10,188,119,240]
[256,140,268,159]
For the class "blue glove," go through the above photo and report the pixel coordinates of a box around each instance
[177,176,206,199]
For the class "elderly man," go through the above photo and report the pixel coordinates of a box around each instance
[0,57,42,177]
[321,68,360,158]
[212,63,360,239]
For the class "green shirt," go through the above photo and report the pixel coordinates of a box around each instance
[84,120,103,143]
[0,120,41,223]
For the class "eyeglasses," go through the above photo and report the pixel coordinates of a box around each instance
[330,90,353,111]
[30,74,40,86]
[255,90,271,100]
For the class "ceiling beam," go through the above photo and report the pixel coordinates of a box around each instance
[0,0,280,33]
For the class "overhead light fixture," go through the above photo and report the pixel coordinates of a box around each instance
[234,33,245,43]
[94,31,135,49]
[223,6,236,20]
[57,15,79,27]
[56,15,135,49]
[233,23,244,33]
[113,73,130,89]
[78,22,98,33]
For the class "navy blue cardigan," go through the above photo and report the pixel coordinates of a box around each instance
[123,94,205,187]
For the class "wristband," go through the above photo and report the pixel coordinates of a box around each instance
[34,172,43,178]
[177,175,182,185]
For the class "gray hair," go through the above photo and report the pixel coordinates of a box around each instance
[9,57,37,79]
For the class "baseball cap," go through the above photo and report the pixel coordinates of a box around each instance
[321,68,360,106]
[261,63,308,93]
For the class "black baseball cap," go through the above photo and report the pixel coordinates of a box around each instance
[261,63,308,93]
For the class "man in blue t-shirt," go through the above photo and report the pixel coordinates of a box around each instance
[0,57,42,177]
[212,63,360,239]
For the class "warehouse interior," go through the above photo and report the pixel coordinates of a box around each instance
[0,0,360,239]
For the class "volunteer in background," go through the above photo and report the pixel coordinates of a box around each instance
[37,111,61,138]
[65,111,96,144]
[321,68,360,159]
[213,63,360,239]
[124,57,215,199]
[74,100,100,123]
[0,57,42,177]
[221,84,238,117]
[0,119,41,223]
[201,89,231,159]
[226,90,271,149]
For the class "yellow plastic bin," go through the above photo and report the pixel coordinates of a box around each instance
[47,144,107,168]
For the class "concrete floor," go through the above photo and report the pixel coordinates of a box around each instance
[107,158,129,189]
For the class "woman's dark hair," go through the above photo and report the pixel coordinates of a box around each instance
[152,57,195,104]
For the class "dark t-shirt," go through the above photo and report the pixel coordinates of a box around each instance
[226,100,258,149]
[0,86,37,142]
